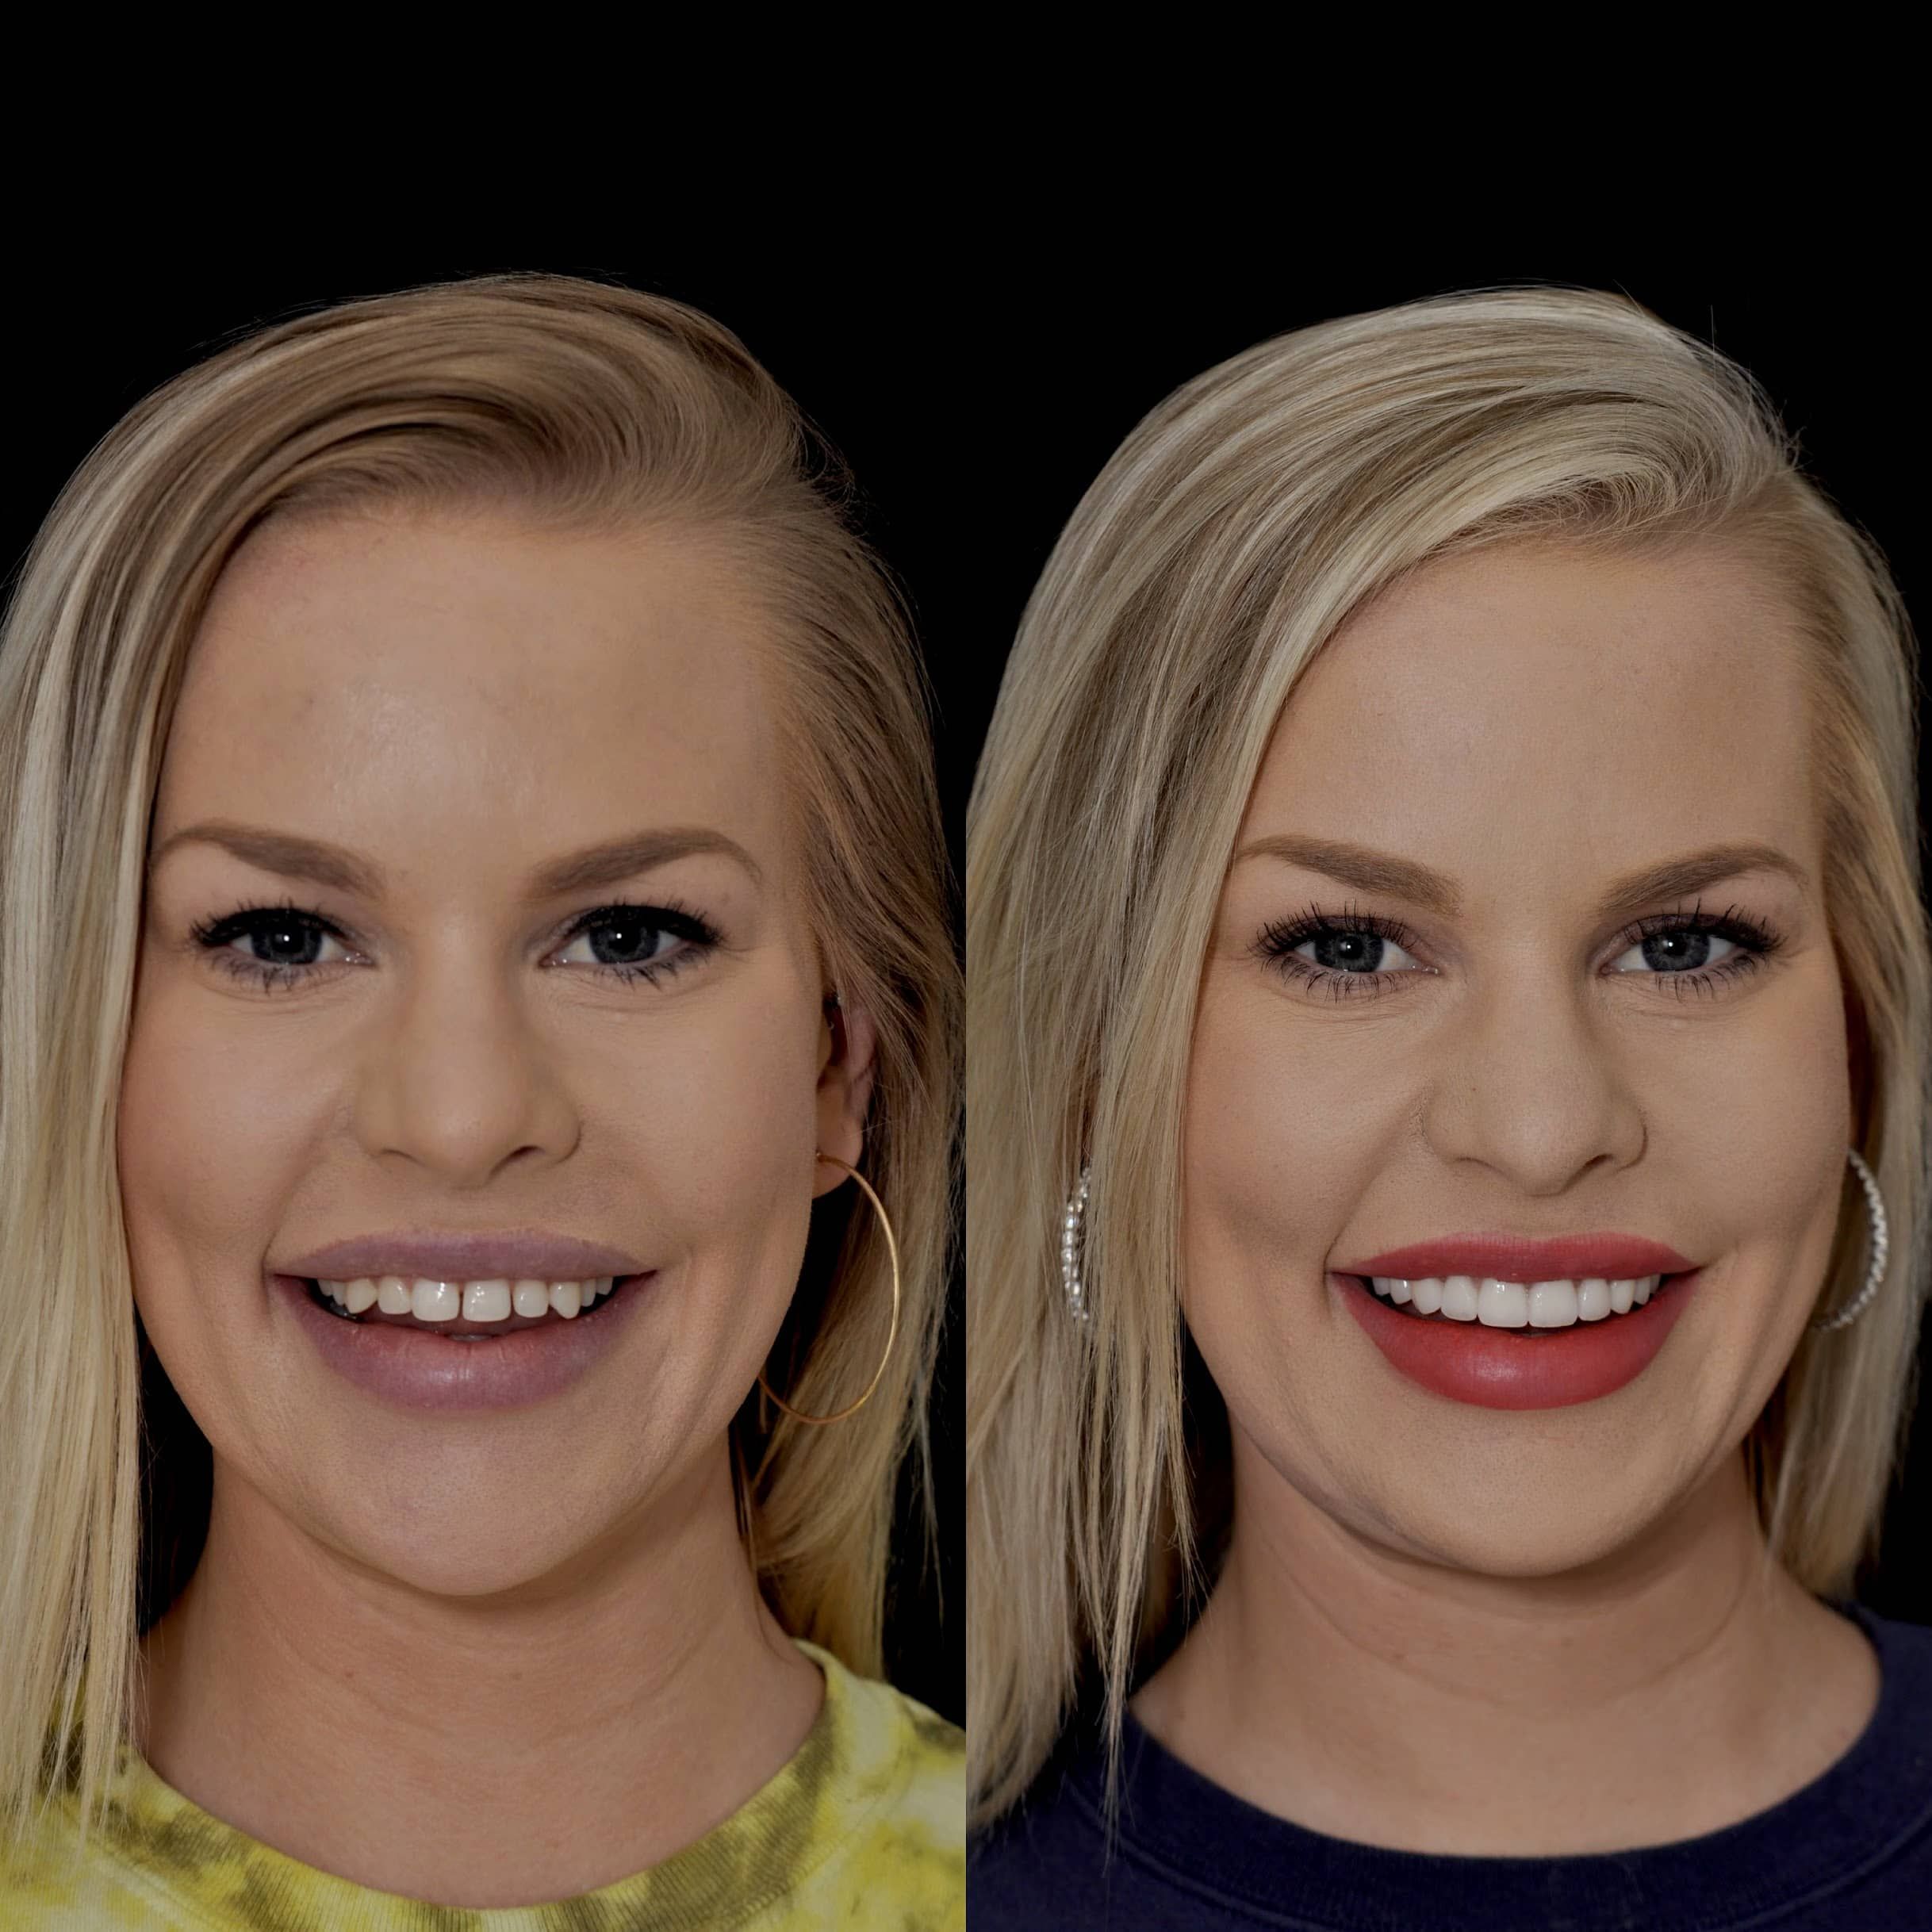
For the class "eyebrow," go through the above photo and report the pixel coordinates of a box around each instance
[1233,834,1809,921]
[148,821,765,898]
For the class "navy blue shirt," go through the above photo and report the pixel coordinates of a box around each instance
[969,1602,1932,1930]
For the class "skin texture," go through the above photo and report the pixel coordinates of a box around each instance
[121,506,876,1905]
[1132,540,1880,1855]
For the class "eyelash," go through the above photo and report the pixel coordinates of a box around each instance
[1253,897,1784,1004]
[186,898,723,995]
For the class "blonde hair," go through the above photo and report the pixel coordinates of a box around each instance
[966,285,1930,1827]
[0,271,960,1848]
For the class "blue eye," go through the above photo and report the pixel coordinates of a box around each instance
[1263,911,1427,991]
[552,903,719,985]
[188,899,722,994]
[189,903,346,992]
[1609,922,1746,979]
[1253,899,1782,1003]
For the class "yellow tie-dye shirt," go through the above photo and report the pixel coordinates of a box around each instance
[2,1640,964,1930]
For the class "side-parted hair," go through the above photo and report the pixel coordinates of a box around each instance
[0,271,960,1848]
[966,286,1929,1827]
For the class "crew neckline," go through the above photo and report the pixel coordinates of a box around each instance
[63,1638,911,1930]
[1055,1601,1932,1930]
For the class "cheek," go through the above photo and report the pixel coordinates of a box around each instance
[1183,954,1853,1286]
[1667,964,1851,1191]
[114,966,829,1333]
[1179,976,1348,1485]
[627,991,824,1261]
[1666,963,1853,1349]
[1178,949,1856,1539]
[1179,974,1366,1519]
[113,981,826,1267]
[117,988,320,1321]
[1181,973,1382,1328]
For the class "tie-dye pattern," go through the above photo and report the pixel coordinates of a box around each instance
[2,1640,963,1929]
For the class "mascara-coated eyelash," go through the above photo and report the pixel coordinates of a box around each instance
[550,900,723,985]
[1252,897,1784,1004]
[187,898,723,995]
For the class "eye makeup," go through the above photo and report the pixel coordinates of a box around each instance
[1252,896,1785,1005]
[186,897,725,995]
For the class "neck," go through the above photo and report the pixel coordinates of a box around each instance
[1130,1437,1877,1855]
[136,1442,822,1907]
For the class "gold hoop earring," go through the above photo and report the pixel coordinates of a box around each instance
[757,1152,902,1427]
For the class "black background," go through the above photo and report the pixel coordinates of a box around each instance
[8,240,1927,1731]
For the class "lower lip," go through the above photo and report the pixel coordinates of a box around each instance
[276,1271,651,1412]
[1336,1267,1702,1410]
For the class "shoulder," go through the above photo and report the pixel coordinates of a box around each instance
[805,1641,964,1813]
[1,1765,217,1930]
[1847,1602,1932,1742]
[968,1738,1133,1931]
[1857,1602,1932,1667]
[792,1643,964,1930]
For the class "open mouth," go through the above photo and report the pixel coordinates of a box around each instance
[1347,1269,1696,1335]
[301,1273,650,1339]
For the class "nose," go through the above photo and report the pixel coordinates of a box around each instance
[349,950,581,1186]
[1420,951,1645,1195]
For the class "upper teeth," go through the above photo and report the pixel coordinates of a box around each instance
[316,1277,618,1321]
[1368,1275,1666,1326]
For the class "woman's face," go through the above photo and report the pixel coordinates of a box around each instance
[1183,539,1850,1576]
[121,505,867,1598]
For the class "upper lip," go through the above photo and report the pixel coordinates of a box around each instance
[1336,1232,1695,1281]
[278,1229,646,1283]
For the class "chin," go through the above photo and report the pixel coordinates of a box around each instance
[1355,1461,1690,1580]
[293,1469,624,1603]
[1397,1506,1661,1581]
[1243,1407,1703,1583]
[343,1515,603,1601]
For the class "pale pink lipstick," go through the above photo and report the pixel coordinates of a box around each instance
[275,1268,654,1410]
[272,1227,654,1412]
[1332,1231,1703,1410]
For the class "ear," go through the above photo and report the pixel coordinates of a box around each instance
[815,991,879,1198]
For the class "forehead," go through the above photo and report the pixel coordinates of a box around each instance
[155,508,794,885]
[1244,541,1819,898]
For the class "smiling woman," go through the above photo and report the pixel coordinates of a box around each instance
[0,274,962,1925]
[965,289,1932,1929]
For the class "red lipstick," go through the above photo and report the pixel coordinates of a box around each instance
[1338,1233,1692,1281]
[1331,1232,1704,1410]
